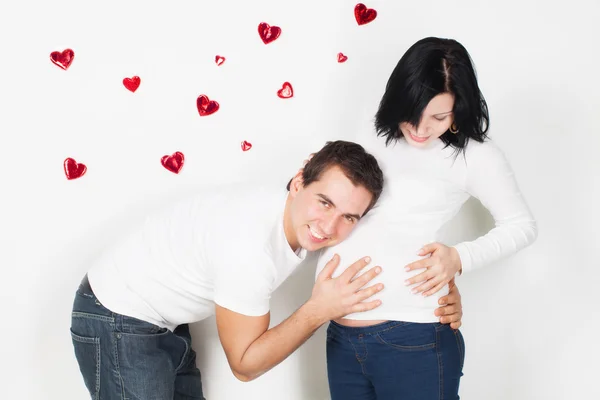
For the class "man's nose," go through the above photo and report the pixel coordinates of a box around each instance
[321,214,337,236]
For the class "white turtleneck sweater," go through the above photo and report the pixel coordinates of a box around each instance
[316,132,537,322]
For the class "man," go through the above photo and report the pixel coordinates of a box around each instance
[70,141,463,399]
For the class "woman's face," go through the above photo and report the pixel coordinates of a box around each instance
[399,93,455,148]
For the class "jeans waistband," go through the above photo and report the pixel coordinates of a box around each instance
[329,320,440,336]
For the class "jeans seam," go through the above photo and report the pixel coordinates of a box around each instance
[112,327,127,400]
[95,337,101,400]
[175,333,191,372]
[453,331,462,367]
[345,334,369,377]
[72,312,114,323]
[437,327,443,400]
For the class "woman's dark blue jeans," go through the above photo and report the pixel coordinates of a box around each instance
[326,320,465,400]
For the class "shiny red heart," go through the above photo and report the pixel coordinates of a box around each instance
[161,152,185,174]
[354,3,377,25]
[337,52,348,63]
[123,76,141,92]
[50,49,75,70]
[258,22,281,44]
[64,158,86,180]
[241,141,252,151]
[215,55,226,66]
[277,82,294,99]
[196,95,220,116]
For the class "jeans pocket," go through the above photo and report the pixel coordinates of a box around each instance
[375,323,436,352]
[119,315,169,336]
[70,329,101,400]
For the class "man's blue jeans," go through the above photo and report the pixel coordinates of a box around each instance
[70,275,205,400]
[326,320,465,399]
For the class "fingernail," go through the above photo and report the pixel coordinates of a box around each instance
[364,257,371,263]
[375,267,381,274]
[411,288,418,293]
[404,266,409,272]
[404,280,410,286]
[378,284,384,290]
[417,248,423,255]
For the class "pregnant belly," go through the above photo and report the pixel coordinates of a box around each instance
[316,226,448,322]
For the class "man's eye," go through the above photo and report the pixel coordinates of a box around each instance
[345,216,356,223]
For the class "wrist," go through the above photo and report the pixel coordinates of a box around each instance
[302,299,330,327]
[450,247,463,275]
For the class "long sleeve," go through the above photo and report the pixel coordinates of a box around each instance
[453,140,538,273]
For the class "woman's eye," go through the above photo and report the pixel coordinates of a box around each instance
[435,116,447,121]
[320,200,330,208]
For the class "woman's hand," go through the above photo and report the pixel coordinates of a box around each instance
[404,242,462,297]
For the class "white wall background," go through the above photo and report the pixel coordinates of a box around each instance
[1,0,599,399]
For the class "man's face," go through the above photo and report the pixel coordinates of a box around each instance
[285,166,373,252]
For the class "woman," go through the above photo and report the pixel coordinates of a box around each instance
[316,37,538,399]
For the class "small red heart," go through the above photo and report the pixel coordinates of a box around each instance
[337,52,348,63]
[161,151,185,174]
[258,22,281,44]
[50,49,75,70]
[123,76,141,92]
[64,158,86,180]
[354,3,377,25]
[241,141,252,151]
[215,55,226,66]
[277,82,294,99]
[197,95,220,116]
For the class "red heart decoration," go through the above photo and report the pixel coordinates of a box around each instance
[337,52,348,63]
[258,22,281,44]
[123,76,141,92]
[277,82,294,99]
[215,55,226,66]
[161,152,185,174]
[64,158,87,180]
[197,95,220,116]
[50,49,75,70]
[241,140,252,151]
[354,3,377,25]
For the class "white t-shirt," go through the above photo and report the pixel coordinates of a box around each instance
[316,132,538,322]
[88,185,307,331]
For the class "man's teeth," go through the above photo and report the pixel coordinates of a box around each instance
[310,227,326,240]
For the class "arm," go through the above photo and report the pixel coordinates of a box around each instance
[216,255,383,382]
[452,140,538,273]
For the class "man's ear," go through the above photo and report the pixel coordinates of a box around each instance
[288,169,304,197]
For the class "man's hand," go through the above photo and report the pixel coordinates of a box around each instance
[308,254,384,322]
[434,278,463,329]
[215,254,383,382]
